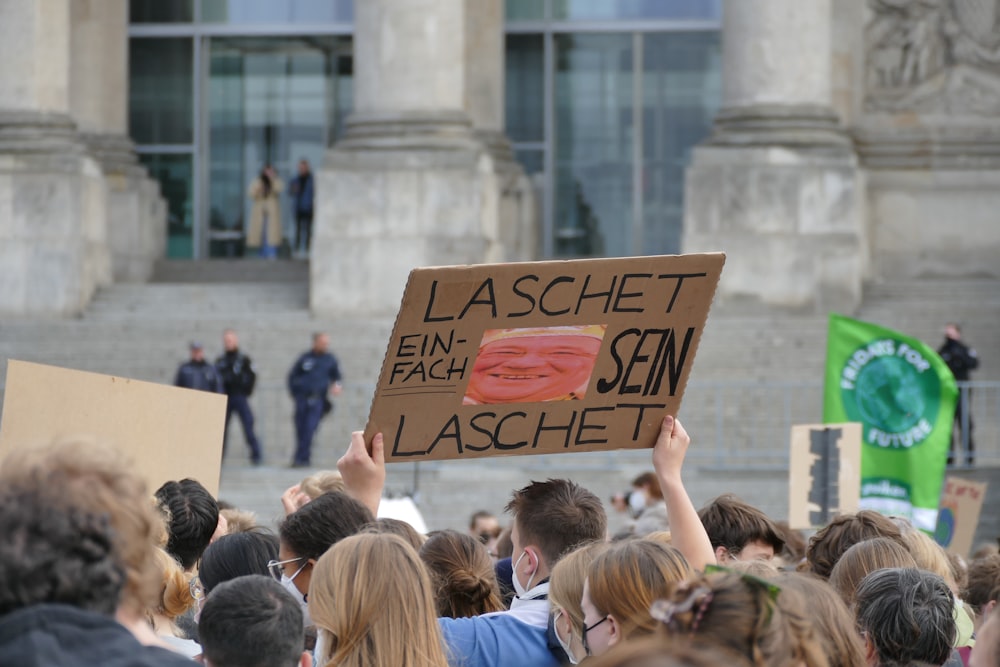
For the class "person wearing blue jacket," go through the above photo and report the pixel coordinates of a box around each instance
[287,332,342,468]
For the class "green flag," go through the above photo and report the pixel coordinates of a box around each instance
[823,314,957,532]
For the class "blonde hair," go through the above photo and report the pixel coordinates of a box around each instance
[777,573,866,667]
[300,470,346,500]
[899,528,956,590]
[0,439,165,616]
[221,508,258,534]
[828,537,918,606]
[728,559,780,580]
[550,542,607,636]
[643,531,673,546]
[589,540,692,640]
[153,547,196,620]
[309,533,448,667]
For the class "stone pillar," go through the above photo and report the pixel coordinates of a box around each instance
[0,0,108,315]
[683,0,865,313]
[312,0,535,314]
[70,0,166,283]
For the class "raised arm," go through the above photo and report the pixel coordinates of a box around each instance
[337,431,386,517]
[653,415,716,572]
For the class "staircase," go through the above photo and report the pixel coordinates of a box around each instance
[1,266,997,534]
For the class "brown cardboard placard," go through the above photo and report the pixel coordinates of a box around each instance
[936,476,988,557]
[788,423,861,529]
[365,253,725,462]
[0,360,227,496]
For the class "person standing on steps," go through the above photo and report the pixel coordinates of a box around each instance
[287,332,342,468]
[288,158,314,257]
[216,328,263,466]
[175,341,223,394]
[939,322,979,466]
[247,164,283,259]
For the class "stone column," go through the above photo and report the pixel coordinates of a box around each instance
[683,0,865,313]
[70,0,166,283]
[312,0,535,314]
[0,0,108,315]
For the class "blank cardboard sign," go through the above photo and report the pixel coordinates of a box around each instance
[935,477,988,557]
[0,360,227,496]
[366,253,725,462]
[788,423,861,529]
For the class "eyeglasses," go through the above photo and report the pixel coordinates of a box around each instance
[267,557,307,582]
[581,615,608,656]
[189,576,205,601]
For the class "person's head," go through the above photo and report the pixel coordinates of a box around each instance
[774,521,807,566]
[464,325,606,404]
[945,322,962,341]
[155,478,220,571]
[584,636,753,667]
[777,572,867,667]
[199,575,309,667]
[419,529,503,618]
[971,607,1000,667]
[190,341,205,361]
[654,570,827,667]
[897,527,957,591]
[630,472,664,508]
[309,533,448,667]
[277,491,374,598]
[200,529,280,596]
[362,518,425,552]
[0,482,125,616]
[854,568,956,667]
[549,542,607,664]
[470,510,501,539]
[828,537,918,607]
[220,507,258,534]
[805,511,904,579]
[298,159,310,175]
[312,332,329,354]
[0,439,164,617]
[222,329,238,352]
[582,540,693,656]
[299,470,345,500]
[964,554,1000,623]
[505,478,607,592]
[698,495,784,564]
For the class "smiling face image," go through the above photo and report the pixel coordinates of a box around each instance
[463,325,606,404]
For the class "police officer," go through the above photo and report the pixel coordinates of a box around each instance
[216,329,263,465]
[287,332,342,468]
[939,322,979,465]
[175,341,223,393]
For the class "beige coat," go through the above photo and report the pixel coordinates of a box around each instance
[246,176,284,247]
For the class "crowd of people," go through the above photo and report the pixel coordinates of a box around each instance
[1,414,998,667]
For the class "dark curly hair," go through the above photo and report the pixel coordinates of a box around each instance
[155,478,220,571]
[279,491,374,560]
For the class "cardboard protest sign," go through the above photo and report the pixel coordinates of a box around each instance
[365,253,725,462]
[0,360,227,496]
[934,477,988,557]
[788,423,861,529]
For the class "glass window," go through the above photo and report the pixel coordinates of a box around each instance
[554,33,634,258]
[640,33,720,254]
[129,0,193,23]
[515,149,544,176]
[139,154,194,259]
[200,0,353,24]
[506,0,546,21]
[552,0,721,21]
[129,38,194,145]
[505,35,544,143]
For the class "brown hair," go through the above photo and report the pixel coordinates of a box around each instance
[309,533,448,667]
[0,439,164,616]
[550,542,608,637]
[588,540,692,640]
[363,518,425,552]
[828,537,918,606]
[697,495,784,557]
[963,553,1000,616]
[805,511,904,579]
[774,521,807,565]
[655,571,829,667]
[631,472,664,501]
[586,636,752,667]
[728,559,780,580]
[776,573,867,667]
[506,479,606,567]
[418,530,504,618]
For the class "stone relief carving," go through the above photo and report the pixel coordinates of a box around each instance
[866,0,1000,113]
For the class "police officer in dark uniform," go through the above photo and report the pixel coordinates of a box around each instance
[287,332,342,468]
[216,329,263,465]
[939,322,979,465]
[175,341,223,393]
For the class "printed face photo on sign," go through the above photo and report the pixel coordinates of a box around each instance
[463,325,607,405]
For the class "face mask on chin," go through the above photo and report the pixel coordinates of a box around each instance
[628,490,647,516]
[280,573,313,628]
[512,549,536,599]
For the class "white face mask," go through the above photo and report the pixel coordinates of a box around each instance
[553,609,580,665]
[629,490,647,515]
[512,549,536,598]
[314,628,329,664]
[280,573,313,628]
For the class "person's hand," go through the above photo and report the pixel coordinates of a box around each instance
[330,382,343,397]
[652,415,689,486]
[337,431,385,516]
[281,483,311,516]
